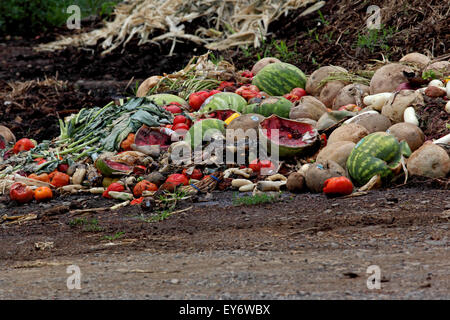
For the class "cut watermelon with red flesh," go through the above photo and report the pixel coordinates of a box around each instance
[135,125,171,149]
[95,158,133,176]
[207,110,235,121]
[262,117,315,147]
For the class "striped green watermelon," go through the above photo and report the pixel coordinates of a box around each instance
[346,132,411,186]
[95,157,133,176]
[198,92,247,114]
[185,118,226,149]
[241,97,293,118]
[252,62,307,96]
[147,94,187,106]
[258,115,319,157]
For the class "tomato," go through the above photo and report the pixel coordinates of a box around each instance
[164,104,182,114]
[120,133,135,151]
[323,176,353,196]
[13,138,35,154]
[133,180,158,197]
[182,168,203,180]
[9,182,34,203]
[241,70,254,78]
[208,89,221,97]
[58,163,69,173]
[50,172,70,188]
[217,81,235,91]
[166,173,189,188]
[28,173,50,183]
[188,91,210,111]
[290,88,307,99]
[34,158,47,165]
[131,197,144,205]
[283,93,300,102]
[34,186,53,202]
[249,159,262,172]
[102,182,124,198]
[173,115,188,126]
[236,85,260,101]
[249,159,276,173]
[172,123,190,132]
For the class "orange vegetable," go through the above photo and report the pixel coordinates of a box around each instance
[28,173,50,183]
[50,172,70,188]
[323,176,353,196]
[120,133,135,151]
[133,180,158,197]
[34,187,53,202]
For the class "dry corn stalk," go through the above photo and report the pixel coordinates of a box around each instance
[37,0,320,55]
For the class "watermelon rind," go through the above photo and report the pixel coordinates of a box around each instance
[346,132,406,186]
[252,62,307,96]
[146,94,187,106]
[241,97,292,118]
[258,115,319,158]
[95,158,132,177]
[198,92,247,114]
[185,119,226,149]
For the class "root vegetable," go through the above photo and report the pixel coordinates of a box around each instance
[399,52,430,68]
[369,63,414,94]
[327,123,369,145]
[108,191,134,201]
[344,111,391,133]
[304,160,347,193]
[433,133,450,145]
[428,80,444,88]
[425,85,446,97]
[333,84,370,109]
[423,61,450,77]
[386,122,425,151]
[319,80,346,108]
[256,180,286,192]
[72,167,86,185]
[232,179,253,188]
[407,143,450,178]
[136,76,162,97]
[286,172,305,193]
[381,90,424,123]
[316,141,356,169]
[363,92,393,110]
[289,96,328,121]
[305,66,347,97]
[239,183,255,192]
[251,57,281,75]
[445,101,450,114]
[403,107,419,126]
[0,125,16,145]
[266,174,287,182]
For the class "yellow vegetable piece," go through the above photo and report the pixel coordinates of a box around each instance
[224,112,241,126]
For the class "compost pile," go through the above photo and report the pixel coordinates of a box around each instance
[1,52,449,218]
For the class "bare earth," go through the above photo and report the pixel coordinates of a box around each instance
[1,187,449,299]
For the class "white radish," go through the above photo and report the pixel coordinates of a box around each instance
[433,133,450,145]
[232,179,253,188]
[446,80,450,99]
[266,174,287,182]
[428,80,444,88]
[257,181,286,192]
[403,107,419,126]
[445,101,450,114]
[363,92,393,110]
[239,183,255,192]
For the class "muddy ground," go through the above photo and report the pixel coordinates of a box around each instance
[1,0,449,300]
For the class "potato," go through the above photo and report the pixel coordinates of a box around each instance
[136,76,163,97]
[399,52,430,69]
[305,160,347,193]
[346,112,391,133]
[333,84,370,109]
[305,66,347,97]
[423,61,450,77]
[0,125,16,144]
[407,142,450,178]
[327,123,369,145]
[251,57,281,75]
[316,141,355,169]
[286,172,305,193]
[289,96,328,121]
[386,122,425,151]
[381,90,424,123]
[369,63,414,94]
[227,113,265,131]
[317,110,355,131]
[319,80,346,108]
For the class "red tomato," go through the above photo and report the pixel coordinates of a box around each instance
[249,159,276,173]
[133,180,158,197]
[323,176,353,196]
[241,70,254,78]
[283,93,300,102]
[102,182,125,198]
[290,88,307,99]
[166,174,189,187]
[217,81,235,91]
[50,172,70,188]
[182,168,203,180]
[249,159,262,172]
[172,123,190,132]
[189,91,210,111]
[9,182,34,203]
[13,138,35,154]
[169,101,181,106]
[164,104,182,114]
[58,164,69,173]
[208,89,221,96]
[173,115,188,125]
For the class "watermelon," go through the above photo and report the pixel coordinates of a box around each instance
[147,94,187,106]
[134,125,171,149]
[95,158,133,176]
[346,132,411,186]
[258,115,319,157]
[241,97,293,118]
[185,119,226,149]
[198,92,247,114]
[252,62,307,96]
